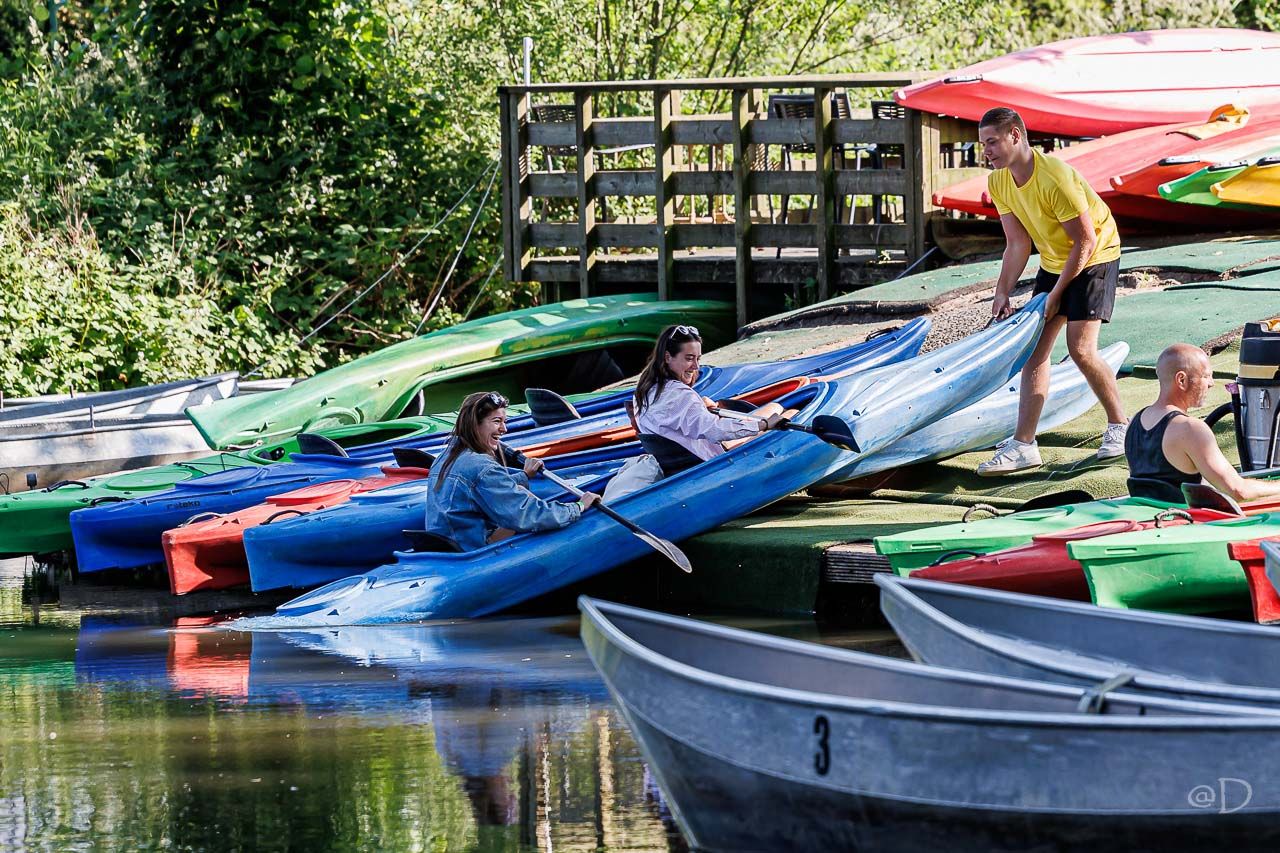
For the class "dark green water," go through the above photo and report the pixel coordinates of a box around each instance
[0,558,897,852]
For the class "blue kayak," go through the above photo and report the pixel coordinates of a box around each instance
[239,321,932,592]
[243,457,623,591]
[825,340,1130,483]
[241,298,1044,626]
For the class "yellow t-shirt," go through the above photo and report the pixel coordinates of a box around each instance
[987,149,1121,275]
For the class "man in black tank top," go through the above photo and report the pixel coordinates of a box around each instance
[1128,343,1280,503]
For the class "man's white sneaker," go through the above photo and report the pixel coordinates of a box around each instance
[977,439,1042,476]
[1097,422,1128,460]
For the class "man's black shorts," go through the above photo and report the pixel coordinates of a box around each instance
[1033,258,1118,322]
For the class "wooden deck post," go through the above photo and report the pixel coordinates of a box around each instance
[902,107,939,262]
[574,91,597,298]
[731,88,753,330]
[653,89,681,301]
[812,86,835,302]
[499,91,531,283]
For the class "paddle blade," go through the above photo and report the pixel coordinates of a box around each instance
[640,532,693,573]
[810,415,860,453]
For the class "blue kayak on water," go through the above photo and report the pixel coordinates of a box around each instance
[243,456,624,592]
[65,323,929,573]
[238,297,1044,626]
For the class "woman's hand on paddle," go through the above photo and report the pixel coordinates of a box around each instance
[579,491,602,510]
[761,412,786,431]
[522,456,545,477]
[991,291,1013,320]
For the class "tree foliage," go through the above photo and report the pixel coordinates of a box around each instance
[0,0,1272,394]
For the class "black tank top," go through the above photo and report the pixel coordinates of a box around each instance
[1125,407,1200,493]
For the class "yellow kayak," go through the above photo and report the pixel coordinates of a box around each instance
[1212,156,1280,208]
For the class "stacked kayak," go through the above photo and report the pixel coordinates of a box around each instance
[1227,538,1280,624]
[876,497,1183,574]
[895,28,1280,137]
[934,109,1280,229]
[61,325,931,574]
[239,296,1045,626]
[827,342,1127,484]
[912,510,1237,601]
[1073,511,1280,614]
[1213,156,1280,208]
[1109,119,1280,200]
[1159,155,1280,209]
[235,322,932,594]
[187,294,735,450]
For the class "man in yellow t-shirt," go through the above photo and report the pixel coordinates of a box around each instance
[976,107,1128,476]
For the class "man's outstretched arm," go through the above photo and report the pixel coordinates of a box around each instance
[992,213,1033,320]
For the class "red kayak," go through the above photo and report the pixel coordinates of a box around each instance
[1228,538,1280,625]
[932,111,1280,229]
[914,509,1237,600]
[896,29,1280,137]
[1109,118,1280,199]
[164,463,431,595]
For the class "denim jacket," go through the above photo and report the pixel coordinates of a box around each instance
[424,442,582,551]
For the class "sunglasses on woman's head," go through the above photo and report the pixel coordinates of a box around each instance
[673,324,699,337]
[484,392,509,408]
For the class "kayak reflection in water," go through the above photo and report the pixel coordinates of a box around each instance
[604,324,784,501]
[424,391,601,550]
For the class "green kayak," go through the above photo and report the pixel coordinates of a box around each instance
[188,294,734,450]
[1069,512,1280,615]
[0,415,455,558]
[874,497,1179,575]
[1158,149,1280,210]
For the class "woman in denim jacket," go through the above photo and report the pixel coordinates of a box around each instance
[425,391,600,550]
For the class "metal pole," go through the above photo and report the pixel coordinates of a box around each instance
[522,37,533,86]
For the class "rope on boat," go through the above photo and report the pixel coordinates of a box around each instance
[1153,508,1194,528]
[961,503,1003,522]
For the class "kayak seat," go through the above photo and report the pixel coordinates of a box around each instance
[391,447,436,470]
[401,529,464,553]
[638,434,702,478]
[525,388,582,426]
[1126,476,1185,504]
[295,433,349,457]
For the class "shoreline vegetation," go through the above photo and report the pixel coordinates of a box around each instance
[1,0,1273,395]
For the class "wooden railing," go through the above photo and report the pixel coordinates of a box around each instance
[499,74,976,326]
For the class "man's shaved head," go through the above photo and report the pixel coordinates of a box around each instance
[1156,343,1213,408]
[1156,343,1210,384]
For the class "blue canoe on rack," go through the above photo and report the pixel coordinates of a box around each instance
[67,324,928,574]
[240,297,1044,626]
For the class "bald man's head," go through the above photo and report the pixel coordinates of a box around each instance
[1156,343,1213,408]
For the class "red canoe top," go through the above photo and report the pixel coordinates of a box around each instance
[897,28,1280,137]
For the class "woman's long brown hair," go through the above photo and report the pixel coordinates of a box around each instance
[433,391,510,489]
[633,325,702,415]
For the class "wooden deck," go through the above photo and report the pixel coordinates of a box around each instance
[499,73,982,324]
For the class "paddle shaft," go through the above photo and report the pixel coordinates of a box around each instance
[539,468,671,542]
